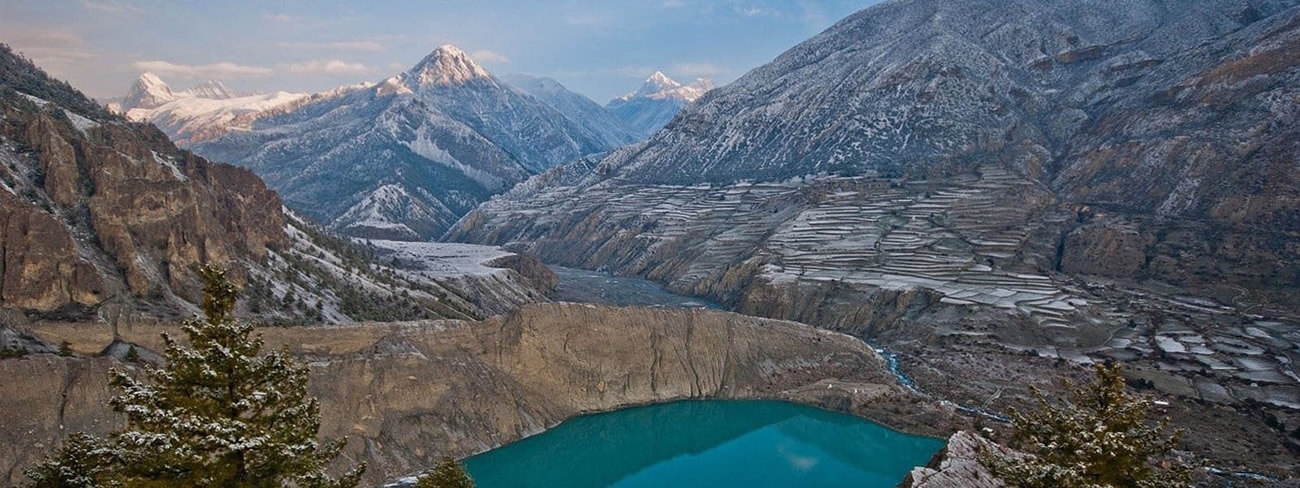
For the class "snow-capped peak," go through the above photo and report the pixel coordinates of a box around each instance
[187,79,233,99]
[123,72,177,110]
[409,44,492,86]
[640,71,681,95]
[613,72,714,103]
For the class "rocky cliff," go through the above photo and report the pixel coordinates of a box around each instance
[0,44,287,319]
[0,303,950,486]
[897,431,1017,488]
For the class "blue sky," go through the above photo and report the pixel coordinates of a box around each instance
[1,0,878,102]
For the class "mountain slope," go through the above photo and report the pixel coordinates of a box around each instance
[600,0,1295,190]
[192,45,623,240]
[606,71,713,139]
[502,73,638,147]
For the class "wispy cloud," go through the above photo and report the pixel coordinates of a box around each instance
[82,0,141,15]
[672,62,726,77]
[733,5,780,17]
[284,59,373,75]
[277,40,385,52]
[262,13,298,23]
[470,50,510,64]
[132,60,273,78]
[6,30,95,65]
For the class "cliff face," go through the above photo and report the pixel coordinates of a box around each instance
[0,303,946,486]
[0,82,288,318]
[898,431,1016,488]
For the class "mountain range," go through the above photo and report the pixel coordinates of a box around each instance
[190,46,646,240]
[108,73,364,146]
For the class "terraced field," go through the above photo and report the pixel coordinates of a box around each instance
[451,167,1300,416]
[456,166,1086,324]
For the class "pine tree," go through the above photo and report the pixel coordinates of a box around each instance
[986,363,1193,488]
[124,345,139,363]
[25,265,365,487]
[23,433,118,488]
[412,457,474,488]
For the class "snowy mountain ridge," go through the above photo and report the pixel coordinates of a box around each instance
[612,71,714,103]
[111,72,374,145]
[189,44,626,240]
[501,73,639,149]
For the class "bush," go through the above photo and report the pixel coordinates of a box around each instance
[985,363,1193,487]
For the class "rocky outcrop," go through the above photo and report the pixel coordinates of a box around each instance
[0,191,104,312]
[0,93,288,316]
[0,44,292,318]
[898,431,1015,488]
[486,253,558,294]
[0,303,945,486]
[1060,218,1152,278]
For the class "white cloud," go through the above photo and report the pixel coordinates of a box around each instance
[278,40,385,52]
[284,59,373,75]
[132,60,273,78]
[82,1,141,15]
[662,0,687,7]
[734,5,779,17]
[672,62,726,77]
[6,30,95,74]
[470,50,510,64]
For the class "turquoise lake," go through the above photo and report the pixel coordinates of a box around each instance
[463,400,944,488]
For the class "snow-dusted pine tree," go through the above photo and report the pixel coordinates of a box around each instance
[25,265,365,487]
[413,457,474,488]
[986,363,1192,487]
[22,433,117,488]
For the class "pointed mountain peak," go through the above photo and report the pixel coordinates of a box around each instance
[124,72,176,110]
[638,71,682,95]
[409,44,492,86]
[612,71,711,104]
[136,71,168,87]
